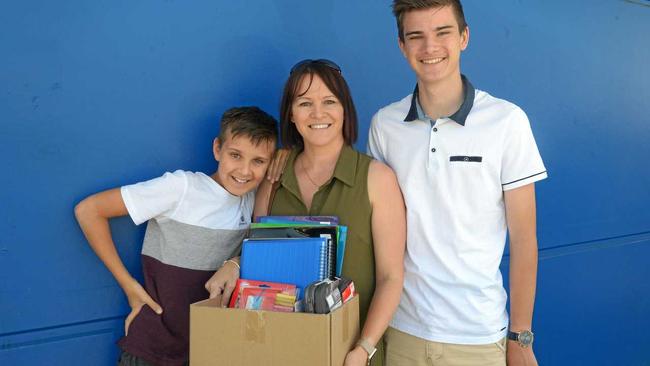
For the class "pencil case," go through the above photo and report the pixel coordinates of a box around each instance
[305,278,343,314]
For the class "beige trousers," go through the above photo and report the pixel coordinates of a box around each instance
[384,327,506,366]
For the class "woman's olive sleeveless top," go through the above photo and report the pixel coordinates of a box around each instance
[269,145,384,365]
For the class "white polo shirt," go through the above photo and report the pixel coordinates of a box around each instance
[368,76,547,344]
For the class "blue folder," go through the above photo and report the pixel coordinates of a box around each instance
[240,237,329,299]
[250,220,347,277]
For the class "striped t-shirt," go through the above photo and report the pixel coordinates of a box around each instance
[118,170,253,366]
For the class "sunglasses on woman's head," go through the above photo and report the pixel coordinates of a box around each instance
[290,59,342,75]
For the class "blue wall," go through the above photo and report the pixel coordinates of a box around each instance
[1,1,649,365]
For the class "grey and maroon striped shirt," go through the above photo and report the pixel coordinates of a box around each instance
[118,170,253,366]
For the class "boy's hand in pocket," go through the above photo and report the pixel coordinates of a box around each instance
[123,278,162,336]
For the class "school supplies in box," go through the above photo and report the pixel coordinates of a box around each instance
[305,279,340,314]
[336,226,347,276]
[304,277,354,314]
[338,277,355,304]
[240,237,330,299]
[256,215,339,225]
[241,287,297,312]
[228,278,297,310]
[251,218,347,277]
[249,225,338,279]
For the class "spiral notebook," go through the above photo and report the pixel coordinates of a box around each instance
[249,225,337,279]
[240,237,329,299]
[250,219,347,277]
[255,215,339,225]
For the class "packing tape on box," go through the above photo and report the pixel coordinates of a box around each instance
[342,302,350,341]
[244,311,266,343]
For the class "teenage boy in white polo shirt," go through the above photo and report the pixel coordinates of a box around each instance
[367,1,546,365]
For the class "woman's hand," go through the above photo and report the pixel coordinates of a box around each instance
[204,258,241,307]
[266,148,290,183]
[123,278,162,336]
[343,346,368,366]
[343,346,369,366]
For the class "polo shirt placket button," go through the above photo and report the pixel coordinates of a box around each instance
[433,127,438,132]
[431,148,436,153]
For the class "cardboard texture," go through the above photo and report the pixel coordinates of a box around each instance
[190,295,359,366]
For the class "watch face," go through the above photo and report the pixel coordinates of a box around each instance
[518,330,534,346]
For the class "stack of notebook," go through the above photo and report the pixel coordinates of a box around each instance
[240,216,347,301]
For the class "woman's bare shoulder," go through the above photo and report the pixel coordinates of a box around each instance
[368,159,397,183]
[367,159,401,204]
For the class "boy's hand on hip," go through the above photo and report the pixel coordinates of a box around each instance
[205,260,240,307]
[123,278,162,336]
[506,342,538,366]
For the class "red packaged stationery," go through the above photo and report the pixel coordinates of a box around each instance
[228,278,297,310]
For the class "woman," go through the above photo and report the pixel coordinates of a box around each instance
[254,59,406,366]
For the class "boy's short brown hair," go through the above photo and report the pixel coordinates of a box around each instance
[392,0,468,41]
[218,106,278,146]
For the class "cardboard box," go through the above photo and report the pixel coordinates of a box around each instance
[190,295,359,366]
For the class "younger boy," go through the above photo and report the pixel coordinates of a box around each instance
[74,106,277,366]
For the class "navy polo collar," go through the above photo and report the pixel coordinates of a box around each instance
[404,74,475,126]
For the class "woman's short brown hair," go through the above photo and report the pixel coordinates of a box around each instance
[279,61,358,148]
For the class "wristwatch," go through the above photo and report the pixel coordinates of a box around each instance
[356,338,376,364]
[507,329,534,348]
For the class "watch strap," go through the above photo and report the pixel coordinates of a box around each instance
[356,338,377,360]
[507,330,519,341]
[507,329,534,347]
